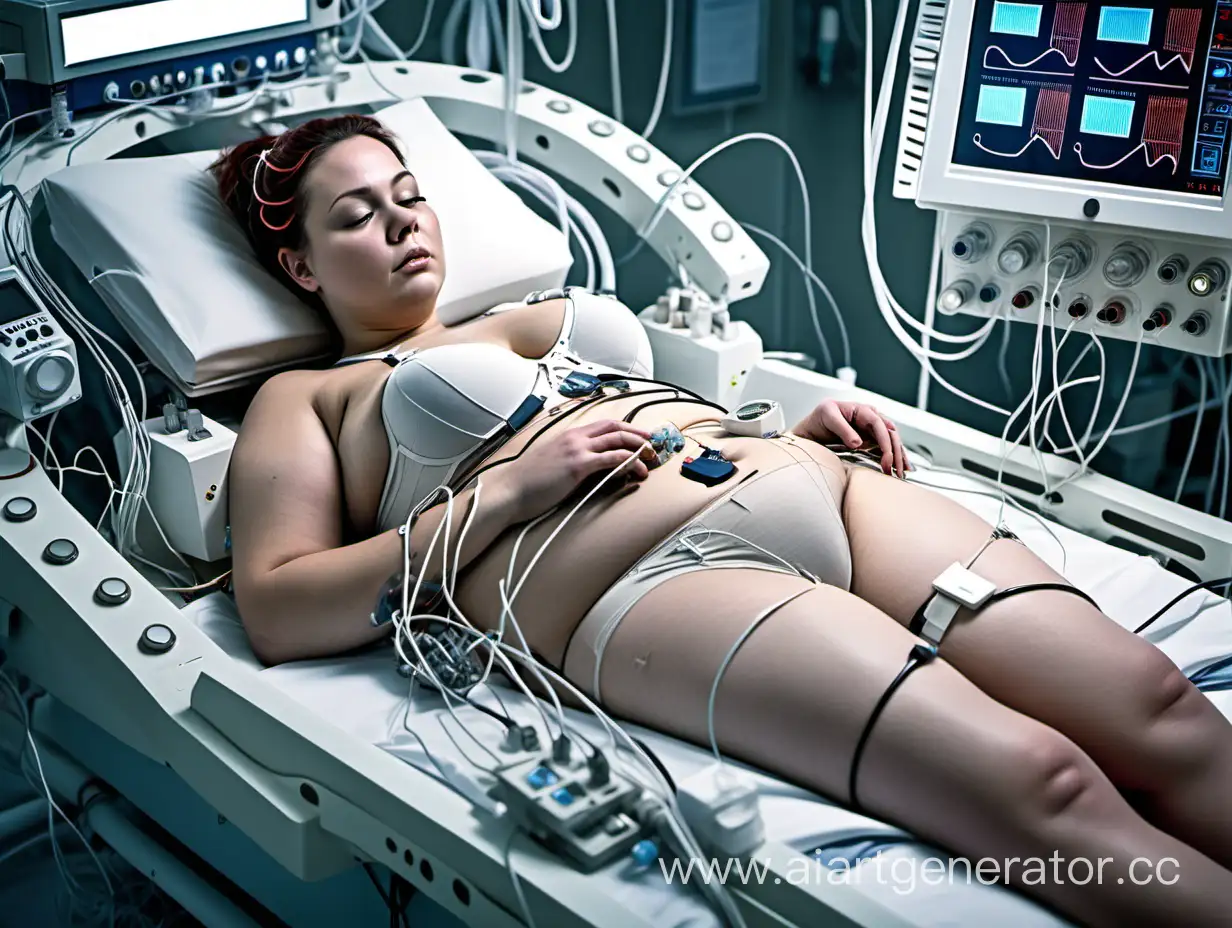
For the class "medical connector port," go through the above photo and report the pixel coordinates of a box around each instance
[232,56,251,79]
[1157,254,1189,284]
[978,283,1001,304]
[128,79,146,99]
[1010,285,1039,310]
[1182,311,1210,336]
[1102,241,1150,288]
[996,231,1041,275]
[950,223,992,263]
[1066,296,1091,319]
[1049,237,1094,281]
[1142,305,1172,332]
[937,279,975,314]
[1096,299,1129,325]
[1187,260,1227,296]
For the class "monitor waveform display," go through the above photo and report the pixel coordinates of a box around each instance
[984,2,1088,70]
[953,0,1229,198]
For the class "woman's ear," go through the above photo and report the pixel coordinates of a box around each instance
[277,247,320,293]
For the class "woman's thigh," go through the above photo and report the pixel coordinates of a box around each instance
[841,465,1205,784]
[589,566,1102,849]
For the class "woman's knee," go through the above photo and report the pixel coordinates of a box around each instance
[991,723,1106,831]
[1118,645,1218,784]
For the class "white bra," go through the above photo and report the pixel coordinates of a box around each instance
[335,289,654,534]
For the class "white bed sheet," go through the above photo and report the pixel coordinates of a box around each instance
[185,461,1232,928]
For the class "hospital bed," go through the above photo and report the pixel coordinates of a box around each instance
[1,36,1231,928]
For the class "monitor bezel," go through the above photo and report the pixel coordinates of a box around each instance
[918,0,1232,240]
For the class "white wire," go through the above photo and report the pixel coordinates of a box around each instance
[642,0,673,138]
[1175,357,1209,504]
[1220,360,1231,518]
[741,222,851,371]
[604,0,623,124]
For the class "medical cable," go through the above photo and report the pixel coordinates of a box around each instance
[1176,357,1209,503]
[997,311,1014,403]
[742,222,851,371]
[1134,577,1232,635]
[706,589,812,763]
[1049,327,1144,497]
[0,673,116,925]
[604,0,623,124]
[641,0,673,138]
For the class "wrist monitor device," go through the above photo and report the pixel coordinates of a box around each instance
[721,399,785,438]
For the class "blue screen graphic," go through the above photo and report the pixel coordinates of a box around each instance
[1079,95,1136,136]
[992,2,1044,37]
[1097,6,1155,44]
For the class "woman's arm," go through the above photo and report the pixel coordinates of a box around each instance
[229,373,523,665]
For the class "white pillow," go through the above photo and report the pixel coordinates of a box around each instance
[41,97,572,395]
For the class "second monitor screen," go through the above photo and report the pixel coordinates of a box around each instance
[951,1,1231,198]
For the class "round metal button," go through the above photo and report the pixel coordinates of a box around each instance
[588,119,614,137]
[43,539,78,565]
[626,144,650,163]
[95,578,131,606]
[139,624,176,655]
[3,496,36,522]
[682,191,705,211]
[712,221,734,242]
[547,99,572,114]
[657,170,681,187]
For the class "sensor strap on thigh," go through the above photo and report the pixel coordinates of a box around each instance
[848,642,939,812]
[908,528,1100,647]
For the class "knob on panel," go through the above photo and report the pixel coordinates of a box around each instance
[25,351,75,402]
[94,578,131,606]
[996,231,1040,275]
[1103,242,1150,288]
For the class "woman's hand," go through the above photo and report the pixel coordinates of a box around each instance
[499,419,656,522]
[792,399,909,478]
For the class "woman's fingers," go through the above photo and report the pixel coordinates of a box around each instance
[855,407,896,476]
[822,403,864,449]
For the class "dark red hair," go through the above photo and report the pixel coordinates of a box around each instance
[209,114,404,306]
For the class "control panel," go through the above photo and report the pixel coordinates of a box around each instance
[0,267,80,422]
[88,33,318,111]
[934,210,1232,356]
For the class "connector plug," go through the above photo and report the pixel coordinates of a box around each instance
[676,764,764,858]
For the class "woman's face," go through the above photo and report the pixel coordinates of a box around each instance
[278,135,446,341]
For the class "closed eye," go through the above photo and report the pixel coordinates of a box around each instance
[345,197,425,228]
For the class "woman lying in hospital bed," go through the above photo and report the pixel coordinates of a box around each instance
[211,115,1232,928]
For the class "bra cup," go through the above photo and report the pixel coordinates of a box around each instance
[567,292,654,378]
[382,342,543,461]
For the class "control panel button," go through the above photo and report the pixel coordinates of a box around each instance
[139,624,176,654]
[547,99,572,114]
[682,192,705,210]
[94,578,131,606]
[39,324,52,337]
[711,221,733,242]
[2,496,36,522]
[25,352,75,402]
[626,143,650,163]
[43,538,78,565]
[588,119,614,137]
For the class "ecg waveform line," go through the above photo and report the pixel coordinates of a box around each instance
[984,2,1088,70]
[974,87,1070,159]
[1095,7,1202,77]
[1075,95,1187,173]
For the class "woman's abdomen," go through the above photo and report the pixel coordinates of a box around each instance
[452,394,848,667]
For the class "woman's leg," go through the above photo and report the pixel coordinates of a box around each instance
[842,465,1232,868]
[590,567,1232,927]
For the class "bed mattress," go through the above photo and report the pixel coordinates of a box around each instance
[185,461,1232,928]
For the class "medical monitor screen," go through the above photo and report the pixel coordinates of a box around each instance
[950,1,1232,197]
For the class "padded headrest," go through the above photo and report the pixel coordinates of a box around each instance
[41,97,572,395]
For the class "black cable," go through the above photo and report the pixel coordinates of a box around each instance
[622,396,727,423]
[986,582,1100,612]
[630,736,676,794]
[362,862,394,923]
[1134,576,1232,635]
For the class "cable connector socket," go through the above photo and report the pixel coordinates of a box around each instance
[676,764,764,858]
